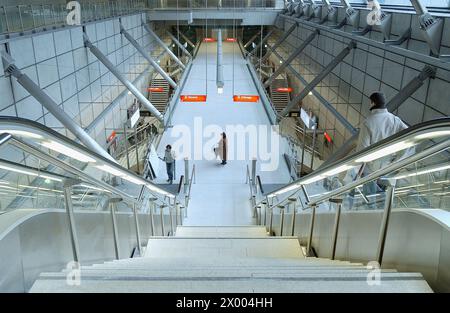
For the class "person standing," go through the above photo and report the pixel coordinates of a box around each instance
[356,92,408,205]
[217,132,228,165]
[163,144,176,184]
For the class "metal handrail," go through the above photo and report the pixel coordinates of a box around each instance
[0,117,176,200]
[266,117,450,198]
[177,175,185,195]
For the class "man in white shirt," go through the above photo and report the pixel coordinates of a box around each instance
[356,92,408,206]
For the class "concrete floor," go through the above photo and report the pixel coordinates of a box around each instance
[153,42,291,226]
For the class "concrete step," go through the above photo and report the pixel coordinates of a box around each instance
[175,226,268,238]
[30,275,432,293]
[144,237,304,258]
[91,256,361,269]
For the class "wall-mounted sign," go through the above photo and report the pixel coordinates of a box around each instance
[203,38,216,42]
[130,109,140,128]
[300,108,317,129]
[233,95,260,102]
[225,38,236,42]
[180,95,207,102]
[148,87,164,92]
[324,132,333,143]
[107,131,116,143]
[276,87,293,92]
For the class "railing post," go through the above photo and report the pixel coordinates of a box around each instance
[376,182,396,266]
[132,203,142,256]
[256,205,261,225]
[184,158,190,194]
[124,122,130,169]
[160,204,166,236]
[109,197,123,260]
[300,122,307,177]
[262,200,268,227]
[289,197,297,236]
[278,205,285,236]
[63,178,82,263]
[330,198,343,260]
[251,158,257,187]
[310,125,317,170]
[134,124,140,173]
[269,205,274,235]
[148,197,157,236]
[307,204,317,256]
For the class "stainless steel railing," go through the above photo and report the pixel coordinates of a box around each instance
[255,117,450,265]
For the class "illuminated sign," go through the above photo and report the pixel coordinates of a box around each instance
[180,95,207,102]
[148,87,164,92]
[203,38,216,42]
[225,38,236,42]
[276,87,293,92]
[324,132,332,143]
[107,131,116,143]
[233,95,260,102]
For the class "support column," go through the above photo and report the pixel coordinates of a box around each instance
[1,52,114,162]
[387,66,436,112]
[280,41,356,117]
[216,29,224,93]
[264,29,319,88]
[121,25,177,89]
[83,34,164,123]
[143,23,185,70]
[167,31,192,58]
[259,23,297,64]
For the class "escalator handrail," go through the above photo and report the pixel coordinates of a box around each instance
[266,117,450,198]
[0,117,176,200]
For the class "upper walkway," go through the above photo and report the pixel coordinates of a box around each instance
[153,41,291,225]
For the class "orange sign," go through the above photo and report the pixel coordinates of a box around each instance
[324,132,333,143]
[148,87,164,92]
[233,95,260,102]
[180,95,207,102]
[107,131,116,143]
[276,87,293,92]
[203,38,216,42]
[225,38,237,42]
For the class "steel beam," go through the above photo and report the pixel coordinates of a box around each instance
[1,52,114,162]
[84,34,164,123]
[120,26,177,89]
[263,29,319,88]
[166,31,193,58]
[280,41,356,117]
[388,65,436,112]
[248,28,276,57]
[266,43,356,133]
[259,22,297,64]
[143,23,185,70]
[243,29,262,49]
[177,29,195,49]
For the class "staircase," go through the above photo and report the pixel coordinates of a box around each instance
[269,77,290,113]
[30,226,432,293]
[148,75,171,114]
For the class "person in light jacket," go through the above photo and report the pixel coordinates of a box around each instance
[217,132,228,165]
[163,144,176,184]
[356,92,408,202]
